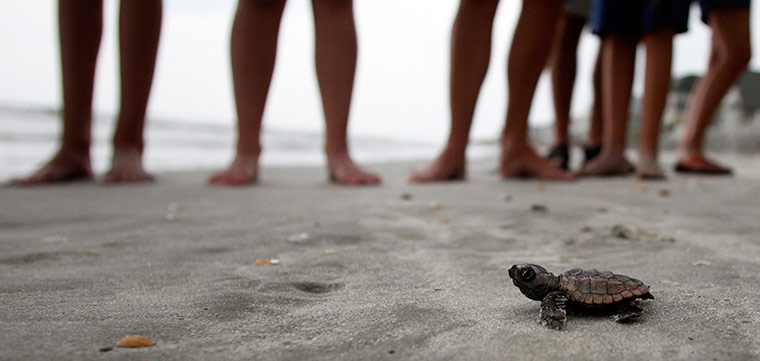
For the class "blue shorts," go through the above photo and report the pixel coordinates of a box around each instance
[676,0,752,30]
[591,0,689,37]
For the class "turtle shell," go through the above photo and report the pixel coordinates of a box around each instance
[560,268,652,306]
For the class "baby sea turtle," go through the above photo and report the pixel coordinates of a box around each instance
[508,264,653,330]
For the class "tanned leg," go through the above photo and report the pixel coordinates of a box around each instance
[637,29,674,180]
[676,8,751,174]
[582,35,636,176]
[11,1,102,186]
[104,0,163,184]
[500,0,574,180]
[586,45,603,152]
[312,0,380,186]
[550,14,586,151]
[409,0,500,182]
[209,0,287,186]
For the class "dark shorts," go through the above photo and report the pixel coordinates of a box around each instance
[591,0,690,37]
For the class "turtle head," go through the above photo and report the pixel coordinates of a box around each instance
[508,264,557,301]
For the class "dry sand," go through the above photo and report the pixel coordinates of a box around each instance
[1,157,760,360]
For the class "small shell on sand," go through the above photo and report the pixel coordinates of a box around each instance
[287,233,310,243]
[256,259,280,265]
[116,336,156,348]
[694,260,711,267]
[429,202,443,211]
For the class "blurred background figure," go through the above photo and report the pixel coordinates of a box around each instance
[676,0,752,175]
[411,0,575,183]
[11,1,163,186]
[545,0,603,171]
[209,0,381,186]
[582,0,682,179]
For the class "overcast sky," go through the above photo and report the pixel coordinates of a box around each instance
[0,1,758,143]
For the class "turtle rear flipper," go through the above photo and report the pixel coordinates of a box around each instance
[541,291,568,330]
[613,302,643,323]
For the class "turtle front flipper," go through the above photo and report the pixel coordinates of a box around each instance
[613,302,643,323]
[540,291,568,330]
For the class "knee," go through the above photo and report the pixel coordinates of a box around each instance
[720,44,752,73]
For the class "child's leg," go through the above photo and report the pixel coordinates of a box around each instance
[582,34,636,176]
[105,0,162,184]
[550,14,586,150]
[676,8,751,173]
[209,0,287,186]
[586,45,603,152]
[637,29,674,180]
[11,1,103,186]
[501,0,574,180]
[312,0,380,186]
[410,0,499,182]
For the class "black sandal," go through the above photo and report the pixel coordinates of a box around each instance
[582,145,602,167]
[545,144,570,171]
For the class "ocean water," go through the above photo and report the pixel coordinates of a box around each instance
[2,1,759,180]
[0,107,500,182]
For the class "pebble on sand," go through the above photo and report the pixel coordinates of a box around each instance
[401,193,413,201]
[167,202,182,212]
[116,336,156,348]
[256,259,280,265]
[659,189,671,197]
[694,260,711,267]
[531,204,548,213]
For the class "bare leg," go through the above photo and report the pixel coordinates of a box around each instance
[209,0,287,186]
[104,0,162,184]
[550,14,586,148]
[312,0,380,186]
[409,0,499,182]
[582,35,636,176]
[676,8,751,174]
[637,29,674,180]
[500,0,574,180]
[587,45,604,149]
[546,14,587,170]
[10,1,102,186]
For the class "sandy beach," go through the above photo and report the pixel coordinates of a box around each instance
[2,157,760,360]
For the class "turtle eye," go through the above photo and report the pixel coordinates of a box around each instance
[520,268,535,281]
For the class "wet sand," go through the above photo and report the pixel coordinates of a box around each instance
[1,157,760,360]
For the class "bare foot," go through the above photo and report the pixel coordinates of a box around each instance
[637,157,666,180]
[9,152,93,186]
[327,153,381,186]
[103,148,154,184]
[208,154,260,186]
[674,154,732,175]
[581,152,635,177]
[500,146,575,181]
[409,151,466,183]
